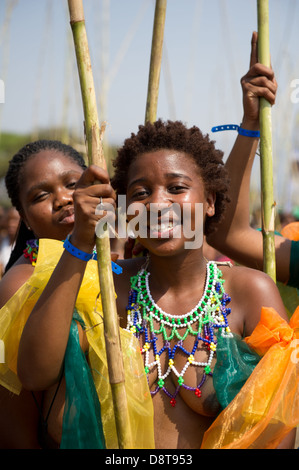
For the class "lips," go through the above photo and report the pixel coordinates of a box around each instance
[147,218,181,238]
[59,207,75,224]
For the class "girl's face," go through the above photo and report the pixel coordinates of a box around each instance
[126,149,215,256]
[18,150,84,240]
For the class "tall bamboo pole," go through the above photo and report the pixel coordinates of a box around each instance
[257,0,276,282]
[67,0,132,449]
[145,0,167,123]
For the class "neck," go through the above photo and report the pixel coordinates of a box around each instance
[146,249,207,292]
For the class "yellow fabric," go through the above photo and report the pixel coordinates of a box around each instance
[0,238,154,449]
[201,307,299,449]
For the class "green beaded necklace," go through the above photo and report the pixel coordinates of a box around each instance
[126,260,232,407]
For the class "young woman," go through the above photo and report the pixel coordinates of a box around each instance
[0,140,153,449]
[0,140,88,448]
[112,120,297,449]
[11,119,296,449]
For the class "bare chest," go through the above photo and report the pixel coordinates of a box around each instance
[125,262,234,418]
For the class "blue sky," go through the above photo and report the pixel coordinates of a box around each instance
[0,0,299,208]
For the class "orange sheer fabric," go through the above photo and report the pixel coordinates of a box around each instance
[201,307,299,449]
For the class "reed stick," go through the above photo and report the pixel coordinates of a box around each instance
[145,0,167,123]
[257,0,276,282]
[67,0,132,449]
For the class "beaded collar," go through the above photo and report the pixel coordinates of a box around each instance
[126,261,232,407]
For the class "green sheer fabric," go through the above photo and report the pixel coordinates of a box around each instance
[289,240,299,289]
[60,311,106,449]
[213,331,261,410]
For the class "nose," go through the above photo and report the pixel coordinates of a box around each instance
[146,188,173,212]
[53,187,73,211]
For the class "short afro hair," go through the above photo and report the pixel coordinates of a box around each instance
[112,119,230,235]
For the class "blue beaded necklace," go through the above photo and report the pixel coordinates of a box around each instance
[126,260,232,407]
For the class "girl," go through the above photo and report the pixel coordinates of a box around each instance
[0,140,152,449]
[14,122,296,448]
[0,140,89,448]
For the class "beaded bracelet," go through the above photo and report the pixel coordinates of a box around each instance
[63,235,123,274]
[211,124,260,138]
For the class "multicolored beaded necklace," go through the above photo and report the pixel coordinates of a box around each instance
[126,260,232,407]
[23,239,39,266]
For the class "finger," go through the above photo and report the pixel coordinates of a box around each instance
[247,62,275,80]
[86,182,116,200]
[95,199,116,218]
[75,165,110,189]
[245,75,277,94]
[111,252,119,262]
[246,84,276,105]
[250,31,258,68]
[75,183,116,207]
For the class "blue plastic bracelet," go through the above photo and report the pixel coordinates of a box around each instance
[63,236,93,261]
[211,124,260,138]
[63,235,123,274]
[237,126,260,138]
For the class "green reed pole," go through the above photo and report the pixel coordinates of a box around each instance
[257,0,276,282]
[145,0,167,123]
[67,0,132,449]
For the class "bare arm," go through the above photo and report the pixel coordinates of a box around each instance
[207,32,292,283]
[17,166,116,391]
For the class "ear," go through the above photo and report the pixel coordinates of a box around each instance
[19,211,30,230]
[205,191,216,218]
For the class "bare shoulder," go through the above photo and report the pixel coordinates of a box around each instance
[220,264,288,336]
[222,264,277,293]
[0,256,34,308]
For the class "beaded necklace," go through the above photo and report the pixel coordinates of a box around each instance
[126,261,232,407]
[23,239,39,266]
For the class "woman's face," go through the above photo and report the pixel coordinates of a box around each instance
[126,149,215,256]
[18,150,84,240]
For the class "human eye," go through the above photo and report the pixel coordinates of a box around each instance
[168,183,188,193]
[64,172,81,189]
[32,191,48,203]
[66,180,77,189]
[130,187,150,200]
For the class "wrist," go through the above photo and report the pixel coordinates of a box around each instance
[211,123,260,138]
[63,234,123,275]
[241,117,260,131]
[68,233,95,255]
[63,234,95,262]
